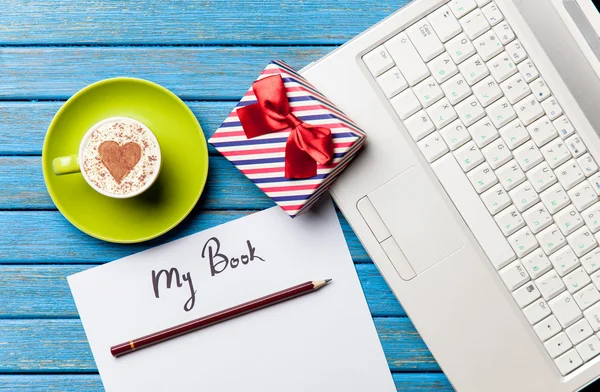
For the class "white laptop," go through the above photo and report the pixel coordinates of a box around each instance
[302,0,600,390]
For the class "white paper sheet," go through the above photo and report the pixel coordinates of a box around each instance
[68,197,395,391]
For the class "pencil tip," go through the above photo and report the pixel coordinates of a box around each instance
[325,279,332,283]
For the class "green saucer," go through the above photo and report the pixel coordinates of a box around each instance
[42,78,209,243]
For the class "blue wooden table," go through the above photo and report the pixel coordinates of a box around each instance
[0,1,453,390]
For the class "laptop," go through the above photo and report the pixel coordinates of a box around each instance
[302,0,600,390]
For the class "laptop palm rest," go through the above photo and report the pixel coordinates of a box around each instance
[359,167,465,279]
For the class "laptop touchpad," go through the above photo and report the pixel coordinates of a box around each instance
[368,167,464,275]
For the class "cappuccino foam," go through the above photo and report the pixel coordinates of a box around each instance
[82,119,160,196]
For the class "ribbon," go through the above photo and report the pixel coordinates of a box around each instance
[237,74,334,179]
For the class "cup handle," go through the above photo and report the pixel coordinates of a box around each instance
[52,155,81,175]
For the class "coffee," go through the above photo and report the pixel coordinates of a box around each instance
[81,118,160,197]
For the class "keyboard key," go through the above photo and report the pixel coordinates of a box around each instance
[583,204,600,234]
[554,116,576,139]
[577,335,600,362]
[417,131,449,162]
[567,226,597,257]
[556,159,585,190]
[501,72,531,104]
[468,116,498,147]
[385,32,430,85]
[476,0,492,6]
[432,154,516,269]
[536,269,566,300]
[584,301,600,331]
[487,97,516,128]
[537,224,566,255]
[506,40,527,64]
[514,140,543,171]
[550,245,580,276]
[523,248,552,278]
[456,95,486,126]
[454,140,485,171]
[428,52,458,83]
[527,162,557,192]
[509,181,539,212]
[523,202,552,234]
[540,183,570,214]
[592,270,600,290]
[582,248,600,274]
[482,2,503,26]
[413,76,444,107]
[427,97,458,129]
[363,45,394,76]
[564,267,591,294]
[406,20,445,62]
[428,6,462,43]
[441,74,471,105]
[554,204,583,236]
[509,226,539,257]
[535,315,562,341]
[574,284,600,310]
[499,259,530,290]
[404,110,435,141]
[544,332,572,358]
[449,0,477,18]
[377,67,408,98]
[565,319,594,344]
[481,139,510,168]
[513,281,541,307]
[555,349,583,376]
[577,154,598,177]
[568,181,598,211]
[440,119,471,150]
[515,95,544,126]
[459,54,490,85]
[493,21,515,44]
[541,138,571,169]
[481,183,511,214]
[549,291,582,327]
[527,116,558,147]
[495,204,525,235]
[488,52,517,83]
[530,78,551,102]
[590,173,600,195]
[473,31,503,61]
[518,59,540,83]
[467,162,498,192]
[524,298,552,324]
[445,32,477,64]
[542,97,563,120]
[390,89,421,120]
[566,135,586,158]
[472,76,503,107]
[499,119,529,149]
[496,159,526,190]
[459,9,490,39]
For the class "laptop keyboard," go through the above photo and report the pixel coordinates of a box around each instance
[363,0,600,376]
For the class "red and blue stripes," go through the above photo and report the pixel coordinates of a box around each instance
[209,61,366,217]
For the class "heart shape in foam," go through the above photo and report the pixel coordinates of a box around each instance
[98,141,142,184]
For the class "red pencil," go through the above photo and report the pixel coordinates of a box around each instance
[110,279,332,357]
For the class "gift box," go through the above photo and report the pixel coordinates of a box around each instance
[209,60,366,217]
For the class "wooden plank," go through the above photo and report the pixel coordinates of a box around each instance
[0,156,273,210]
[0,47,332,100]
[0,318,438,372]
[0,0,406,45]
[0,211,370,263]
[0,373,453,391]
[0,102,232,155]
[0,264,402,318]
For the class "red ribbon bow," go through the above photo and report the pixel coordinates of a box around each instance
[237,74,334,179]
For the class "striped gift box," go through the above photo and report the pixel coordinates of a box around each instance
[209,60,366,217]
